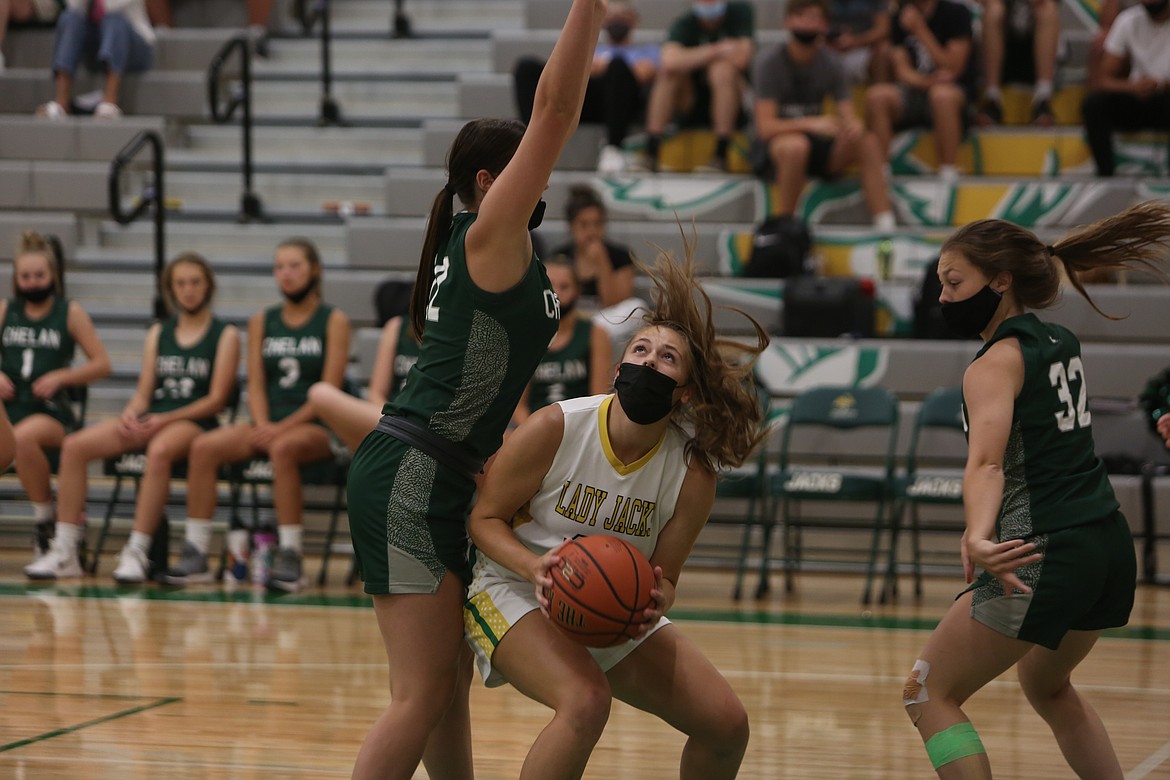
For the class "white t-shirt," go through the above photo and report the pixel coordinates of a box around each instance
[1103,5,1170,81]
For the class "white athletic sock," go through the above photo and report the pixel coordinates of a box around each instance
[873,211,897,232]
[32,502,55,522]
[227,529,250,560]
[55,521,83,552]
[185,518,213,555]
[1033,81,1053,103]
[278,524,303,553]
[128,531,152,556]
[984,85,1001,103]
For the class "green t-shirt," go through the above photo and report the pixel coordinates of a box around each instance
[1,296,75,413]
[530,318,593,411]
[150,317,227,419]
[387,211,560,459]
[262,303,333,422]
[668,1,755,46]
[966,313,1120,536]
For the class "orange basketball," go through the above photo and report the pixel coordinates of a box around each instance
[544,535,655,648]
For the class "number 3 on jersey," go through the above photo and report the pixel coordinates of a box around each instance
[1049,357,1091,432]
[426,256,450,323]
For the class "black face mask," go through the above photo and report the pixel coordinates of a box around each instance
[790,29,820,44]
[605,21,632,41]
[179,296,210,316]
[559,298,576,317]
[1144,0,1170,16]
[19,285,54,304]
[528,199,547,232]
[941,284,1002,338]
[283,276,318,305]
[613,362,678,425]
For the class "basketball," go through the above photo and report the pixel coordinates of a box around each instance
[544,535,656,648]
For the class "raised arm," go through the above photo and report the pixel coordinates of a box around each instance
[466,0,606,292]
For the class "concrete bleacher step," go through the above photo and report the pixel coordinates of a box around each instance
[164,171,389,216]
[0,211,78,263]
[0,116,167,161]
[177,125,421,167]
[255,38,491,75]
[246,79,459,123]
[97,220,348,257]
[0,69,207,118]
[0,28,235,71]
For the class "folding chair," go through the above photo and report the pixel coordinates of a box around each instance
[89,386,242,576]
[886,386,965,601]
[762,385,899,604]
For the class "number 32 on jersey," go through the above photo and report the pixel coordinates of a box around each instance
[1049,357,1091,432]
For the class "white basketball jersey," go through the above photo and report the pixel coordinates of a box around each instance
[476,394,689,582]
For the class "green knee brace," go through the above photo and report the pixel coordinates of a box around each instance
[925,722,986,770]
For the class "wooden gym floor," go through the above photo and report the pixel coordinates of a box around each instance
[1,553,1168,779]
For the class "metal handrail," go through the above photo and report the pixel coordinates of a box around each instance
[298,0,344,126]
[109,130,167,320]
[208,34,264,222]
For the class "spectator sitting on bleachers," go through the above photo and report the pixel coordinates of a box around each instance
[1081,0,1170,176]
[828,0,893,84]
[549,184,648,359]
[1086,0,1137,88]
[863,0,975,184]
[147,0,273,56]
[513,1,659,174]
[32,254,239,584]
[305,286,421,452]
[5,232,111,578]
[0,400,13,472]
[633,0,755,173]
[974,0,1059,126]
[166,238,350,592]
[752,0,896,231]
[511,256,613,427]
[36,0,155,119]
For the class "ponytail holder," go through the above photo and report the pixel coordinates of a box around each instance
[443,181,456,196]
[1045,244,1055,256]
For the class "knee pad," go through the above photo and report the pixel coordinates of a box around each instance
[925,722,986,770]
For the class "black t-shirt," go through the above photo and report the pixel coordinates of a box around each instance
[550,240,634,299]
[892,0,975,95]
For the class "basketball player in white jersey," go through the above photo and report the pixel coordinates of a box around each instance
[463,246,769,780]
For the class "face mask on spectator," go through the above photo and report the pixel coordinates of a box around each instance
[790,29,821,44]
[693,2,727,21]
[605,21,632,41]
[1143,0,1170,18]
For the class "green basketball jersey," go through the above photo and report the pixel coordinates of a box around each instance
[262,303,333,422]
[388,211,560,459]
[966,313,1119,536]
[150,317,228,418]
[1,296,75,409]
[529,317,593,410]
[390,320,421,397]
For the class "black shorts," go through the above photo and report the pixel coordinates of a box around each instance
[750,132,837,181]
[965,511,1136,650]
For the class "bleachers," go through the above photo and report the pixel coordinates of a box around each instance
[0,0,1167,584]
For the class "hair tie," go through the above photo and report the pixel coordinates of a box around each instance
[1045,244,1055,257]
[443,181,456,196]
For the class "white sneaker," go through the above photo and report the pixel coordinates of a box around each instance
[597,145,626,174]
[94,101,123,120]
[25,541,83,580]
[112,544,149,584]
[36,100,67,120]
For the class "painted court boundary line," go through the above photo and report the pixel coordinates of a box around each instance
[0,695,181,752]
[3,585,1169,641]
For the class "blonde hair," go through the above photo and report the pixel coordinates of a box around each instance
[628,231,769,473]
[13,231,63,299]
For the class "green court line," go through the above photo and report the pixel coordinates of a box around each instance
[4,583,1169,641]
[0,696,180,752]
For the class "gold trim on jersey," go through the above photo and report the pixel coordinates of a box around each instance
[597,395,666,476]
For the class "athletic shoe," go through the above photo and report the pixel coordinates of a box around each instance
[597,145,626,174]
[693,156,727,174]
[94,101,123,120]
[25,540,83,580]
[36,100,67,120]
[626,152,658,174]
[977,98,1002,127]
[33,519,55,557]
[1031,99,1055,128]
[112,544,150,584]
[163,541,214,586]
[265,547,306,593]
